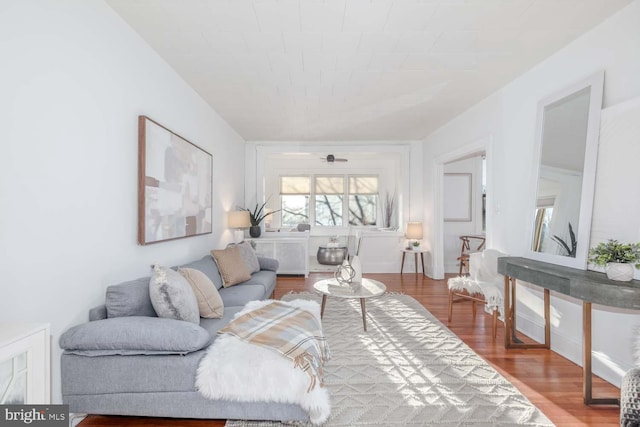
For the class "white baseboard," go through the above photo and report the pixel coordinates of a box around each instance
[515,312,628,388]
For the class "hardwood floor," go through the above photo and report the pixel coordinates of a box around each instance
[79,273,621,427]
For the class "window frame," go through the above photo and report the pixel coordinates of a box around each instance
[279,174,379,229]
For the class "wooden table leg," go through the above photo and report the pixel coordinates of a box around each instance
[414,253,418,274]
[504,275,511,348]
[420,252,425,276]
[504,276,550,349]
[360,298,367,331]
[320,295,327,318]
[582,301,620,405]
[401,252,406,274]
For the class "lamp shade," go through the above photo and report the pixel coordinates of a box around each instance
[405,222,423,240]
[227,210,250,229]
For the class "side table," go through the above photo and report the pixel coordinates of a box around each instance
[401,249,426,275]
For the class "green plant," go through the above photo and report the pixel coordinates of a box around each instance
[588,239,640,268]
[243,201,280,226]
[412,241,420,247]
[552,222,577,257]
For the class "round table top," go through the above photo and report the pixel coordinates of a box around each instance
[313,277,386,299]
[402,247,428,253]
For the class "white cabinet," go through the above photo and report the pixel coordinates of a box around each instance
[0,323,50,404]
[249,234,309,277]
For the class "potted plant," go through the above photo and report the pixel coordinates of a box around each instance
[411,241,421,250]
[588,239,640,282]
[243,201,280,238]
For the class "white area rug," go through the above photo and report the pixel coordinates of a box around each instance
[226,292,554,427]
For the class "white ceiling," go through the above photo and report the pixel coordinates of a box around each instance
[106,0,631,142]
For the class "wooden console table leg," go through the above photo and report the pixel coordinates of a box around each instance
[414,253,418,274]
[582,301,620,406]
[504,276,512,348]
[504,275,550,349]
[400,252,406,274]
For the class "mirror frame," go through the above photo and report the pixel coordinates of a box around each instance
[525,71,604,270]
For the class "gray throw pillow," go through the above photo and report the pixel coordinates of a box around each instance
[105,277,157,318]
[60,316,210,356]
[149,265,199,324]
[227,241,260,273]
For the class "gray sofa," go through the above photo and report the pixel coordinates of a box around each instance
[60,254,309,422]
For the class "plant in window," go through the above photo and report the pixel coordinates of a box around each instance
[382,191,396,228]
[243,201,280,226]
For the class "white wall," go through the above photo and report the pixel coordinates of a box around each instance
[0,0,246,403]
[423,0,640,387]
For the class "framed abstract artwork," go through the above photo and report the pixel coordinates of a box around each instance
[443,173,472,222]
[138,116,212,245]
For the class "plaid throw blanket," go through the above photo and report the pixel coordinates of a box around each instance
[218,301,331,391]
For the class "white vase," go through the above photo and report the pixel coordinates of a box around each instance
[350,255,362,283]
[605,262,634,281]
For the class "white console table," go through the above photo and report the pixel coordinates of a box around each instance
[0,323,50,404]
[248,233,309,277]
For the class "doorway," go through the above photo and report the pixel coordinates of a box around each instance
[432,136,492,279]
[442,154,486,273]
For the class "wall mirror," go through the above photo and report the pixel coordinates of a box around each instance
[526,71,604,269]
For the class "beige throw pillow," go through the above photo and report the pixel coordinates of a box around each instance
[178,268,224,319]
[211,246,252,287]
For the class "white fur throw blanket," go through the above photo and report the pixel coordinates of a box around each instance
[196,299,331,425]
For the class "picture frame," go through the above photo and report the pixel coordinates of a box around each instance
[138,116,212,245]
[444,173,472,222]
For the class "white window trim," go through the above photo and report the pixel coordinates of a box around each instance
[280,174,379,228]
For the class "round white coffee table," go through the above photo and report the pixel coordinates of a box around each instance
[313,278,386,331]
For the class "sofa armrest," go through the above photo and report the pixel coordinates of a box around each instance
[89,305,107,321]
[257,257,279,272]
[60,316,211,356]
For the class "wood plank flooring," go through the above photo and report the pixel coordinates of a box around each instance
[79,273,621,427]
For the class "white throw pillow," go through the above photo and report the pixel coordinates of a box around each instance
[149,265,199,324]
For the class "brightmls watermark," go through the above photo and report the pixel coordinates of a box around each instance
[0,405,68,426]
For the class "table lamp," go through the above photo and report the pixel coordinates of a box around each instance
[405,222,423,249]
[228,210,251,243]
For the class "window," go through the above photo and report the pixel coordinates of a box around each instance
[280,176,310,227]
[279,174,379,228]
[348,176,378,226]
[315,176,343,226]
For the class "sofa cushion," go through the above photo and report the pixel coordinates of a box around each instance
[179,255,224,290]
[218,284,267,307]
[241,270,277,296]
[211,247,252,287]
[227,242,260,273]
[60,317,210,356]
[178,267,224,319]
[150,265,199,324]
[106,277,156,318]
